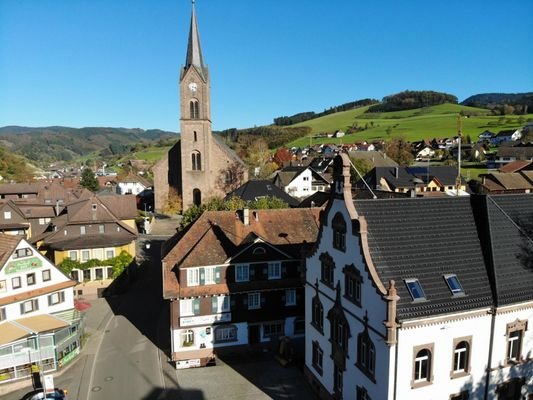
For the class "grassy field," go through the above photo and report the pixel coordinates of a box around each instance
[288,103,532,147]
[130,146,172,162]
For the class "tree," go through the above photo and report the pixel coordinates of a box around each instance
[164,186,183,214]
[80,167,99,192]
[349,158,373,183]
[383,136,414,166]
[273,148,292,167]
[216,161,246,194]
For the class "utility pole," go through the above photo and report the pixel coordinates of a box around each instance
[456,115,462,197]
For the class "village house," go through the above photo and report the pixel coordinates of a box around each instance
[273,166,330,199]
[116,173,152,196]
[0,234,82,384]
[162,208,320,369]
[224,180,300,207]
[491,145,533,169]
[490,129,522,146]
[304,153,532,400]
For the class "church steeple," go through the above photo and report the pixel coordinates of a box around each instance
[184,0,207,80]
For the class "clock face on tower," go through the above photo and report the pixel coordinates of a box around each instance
[188,82,198,92]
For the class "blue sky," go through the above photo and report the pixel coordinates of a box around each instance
[0,0,532,132]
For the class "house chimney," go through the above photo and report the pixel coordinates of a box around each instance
[243,208,250,226]
[395,167,399,179]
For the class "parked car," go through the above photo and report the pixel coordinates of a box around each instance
[20,388,67,400]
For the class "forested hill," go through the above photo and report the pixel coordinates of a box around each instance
[0,126,177,165]
[461,92,533,114]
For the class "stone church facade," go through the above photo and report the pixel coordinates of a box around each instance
[153,3,247,212]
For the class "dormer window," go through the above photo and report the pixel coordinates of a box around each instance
[405,279,426,301]
[444,274,464,296]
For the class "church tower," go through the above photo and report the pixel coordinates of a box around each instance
[153,1,247,212]
[179,1,212,207]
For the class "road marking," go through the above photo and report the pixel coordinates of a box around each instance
[86,312,115,400]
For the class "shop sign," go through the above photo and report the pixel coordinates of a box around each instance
[180,313,231,327]
[5,257,43,274]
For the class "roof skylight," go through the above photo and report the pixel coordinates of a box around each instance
[405,279,426,301]
[444,274,465,296]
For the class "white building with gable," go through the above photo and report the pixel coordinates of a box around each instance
[304,153,533,400]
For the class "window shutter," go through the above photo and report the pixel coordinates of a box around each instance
[215,267,221,284]
[199,268,205,285]
[20,303,24,314]
[48,295,52,306]
[211,297,218,313]
[193,298,200,315]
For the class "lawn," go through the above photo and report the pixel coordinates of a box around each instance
[129,146,172,162]
[288,103,532,148]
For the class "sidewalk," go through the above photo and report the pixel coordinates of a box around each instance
[0,298,115,398]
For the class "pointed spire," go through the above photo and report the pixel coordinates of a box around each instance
[185,0,205,71]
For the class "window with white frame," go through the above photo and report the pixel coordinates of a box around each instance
[235,264,250,282]
[268,262,281,279]
[204,267,216,284]
[14,248,32,259]
[187,268,200,286]
[93,248,104,260]
[263,322,283,337]
[285,289,296,306]
[106,249,115,259]
[20,299,39,314]
[98,224,105,234]
[453,340,470,373]
[212,295,230,314]
[214,325,237,343]
[4,211,11,219]
[180,299,194,316]
[12,276,21,289]
[412,345,433,386]
[80,226,86,235]
[69,251,78,261]
[42,269,51,282]
[180,329,194,347]
[506,320,526,363]
[81,250,90,262]
[27,273,36,286]
[39,218,46,225]
[48,291,65,306]
[248,292,260,310]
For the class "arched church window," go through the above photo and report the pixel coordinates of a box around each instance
[193,189,201,206]
[192,151,201,171]
[190,100,200,119]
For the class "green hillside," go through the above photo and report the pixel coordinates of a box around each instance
[289,103,532,147]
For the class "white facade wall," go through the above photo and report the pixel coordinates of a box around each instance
[0,239,74,321]
[487,303,533,398]
[395,310,492,400]
[285,169,314,198]
[305,198,391,398]
[117,181,145,195]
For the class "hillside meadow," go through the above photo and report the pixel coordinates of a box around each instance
[289,103,532,147]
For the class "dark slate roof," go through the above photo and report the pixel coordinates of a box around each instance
[361,167,417,190]
[479,194,533,306]
[225,180,299,207]
[407,166,462,186]
[354,197,494,321]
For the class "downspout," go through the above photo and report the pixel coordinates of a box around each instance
[484,306,496,400]
[393,327,399,400]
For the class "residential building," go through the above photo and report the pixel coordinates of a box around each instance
[162,208,320,369]
[0,201,31,237]
[0,234,82,384]
[490,129,522,146]
[304,153,532,400]
[153,3,247,212]
[347,150,398,168]
[116,173,152,196]
[491,145,533,169]
[273,166,329,199]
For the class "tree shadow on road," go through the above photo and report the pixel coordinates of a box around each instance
[104,239,172,357]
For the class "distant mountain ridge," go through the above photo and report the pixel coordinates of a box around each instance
[0,126,177,165]
[461,92,533,110]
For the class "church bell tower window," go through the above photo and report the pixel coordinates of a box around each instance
[192,151,202,171]
[190,100,200,119]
